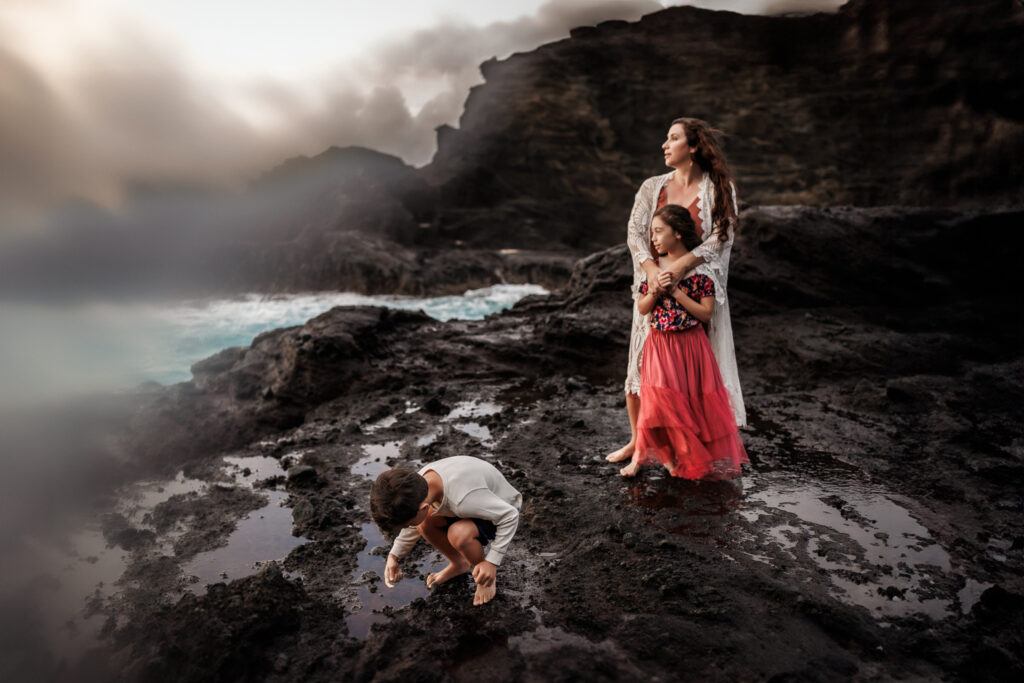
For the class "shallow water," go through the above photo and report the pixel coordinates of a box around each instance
[345,523,446,639]
[442,399,501,449]
[32,451,308,663]
[625,467,980,621]
[184,490,305,591]
[182,455,306,591]
[738,473,956,619]
[352,441,404,480]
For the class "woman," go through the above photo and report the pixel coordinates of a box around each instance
[607,117,746,464]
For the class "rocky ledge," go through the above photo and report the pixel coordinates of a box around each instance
[5,205,1023,681]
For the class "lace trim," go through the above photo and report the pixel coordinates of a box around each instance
[625,303,649,395]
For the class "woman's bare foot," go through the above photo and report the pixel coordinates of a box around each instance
[620,459,641,477]
[426,558,471,588]
[473,579,497,606]
[605,442,635,463]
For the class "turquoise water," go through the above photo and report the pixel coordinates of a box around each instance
[0,284,546,402]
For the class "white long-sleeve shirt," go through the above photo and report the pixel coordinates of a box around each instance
[388,456,523,566]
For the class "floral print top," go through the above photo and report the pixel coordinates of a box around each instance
[639,272,715,332]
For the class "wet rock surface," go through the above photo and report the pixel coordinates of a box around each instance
[9,205,1015,681]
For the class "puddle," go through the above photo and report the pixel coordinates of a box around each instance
[510,621,599,655]
[626,474,744,542]
[442,400,502,421]
[625,469,979,622]
[17,527,132,661]
[738,474,958,620]
[121,472,206,526]
[364,415,398,433]
[957,578,993,613]
[416,429,442,447]
[352,441,403,479]
[181,455,306,591]
[224,455,286,485]
[453,422,493,446]
[184,489,305,591]
[345,523,446,639]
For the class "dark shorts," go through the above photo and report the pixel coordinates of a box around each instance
[443,517,497,547]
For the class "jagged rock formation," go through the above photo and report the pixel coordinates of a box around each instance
[425,0,1024,248]
[3,1,1020,297]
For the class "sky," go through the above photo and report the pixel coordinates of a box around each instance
[0,0,845,215]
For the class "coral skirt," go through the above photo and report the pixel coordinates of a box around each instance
[636,326,748,480]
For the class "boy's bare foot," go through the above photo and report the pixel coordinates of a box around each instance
[426,558,471,588]
[473,579,497,606]
[620,460,641,477]
[605,443,635,463]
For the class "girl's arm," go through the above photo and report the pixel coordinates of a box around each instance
[636,283,663,316]
[671,290,715,324]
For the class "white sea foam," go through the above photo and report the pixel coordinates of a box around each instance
[0,284,547,402]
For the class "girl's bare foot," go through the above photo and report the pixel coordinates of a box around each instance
[620,459,641,477]
[426,558,471,588]
[473,579,497,606]
[606,442,635,462]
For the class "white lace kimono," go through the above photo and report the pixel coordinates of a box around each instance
[624,171,747,428]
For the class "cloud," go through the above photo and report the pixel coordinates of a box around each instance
[0,0,842,217]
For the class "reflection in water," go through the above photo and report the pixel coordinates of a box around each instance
[626,473,744,541]
[441,400,500,450]
[184,489,305,592]
[740,477,955,619]
[345,523,446,640]
[352,442,403,479]
[625,468,982,621]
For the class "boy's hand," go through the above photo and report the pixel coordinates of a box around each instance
[472,560,497,588]
[384,554,403,588]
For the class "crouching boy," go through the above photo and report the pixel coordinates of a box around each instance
[370,455,522,606]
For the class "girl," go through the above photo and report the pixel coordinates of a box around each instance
[619,204,748,480]
[607,118,745,466]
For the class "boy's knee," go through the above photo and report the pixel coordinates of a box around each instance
[447,521,478,549]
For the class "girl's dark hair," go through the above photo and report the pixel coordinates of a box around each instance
[653,204,702,252]
[370,468,428,534]
[671,117,737,242]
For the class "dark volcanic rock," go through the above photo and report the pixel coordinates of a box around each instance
[27,204,1019,682]
[127,307,436,470]
[426,0,1024,249]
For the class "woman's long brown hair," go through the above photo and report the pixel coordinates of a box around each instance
[671,117,737,242]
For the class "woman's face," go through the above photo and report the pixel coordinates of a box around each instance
[662,123,694,168]
[650,216,679,254]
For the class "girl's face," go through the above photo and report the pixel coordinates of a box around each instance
[663,123,695,168]
[651,216,682,254]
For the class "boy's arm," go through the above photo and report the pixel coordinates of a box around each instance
[459,488,520,567]
[384,527,420,587]
[671,290,715,324]
[388,527,420,561]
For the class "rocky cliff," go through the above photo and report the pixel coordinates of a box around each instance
[4,1,1021,297]
[425,0,1024,248]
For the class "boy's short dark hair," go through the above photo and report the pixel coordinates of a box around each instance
[370,469,428,534]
